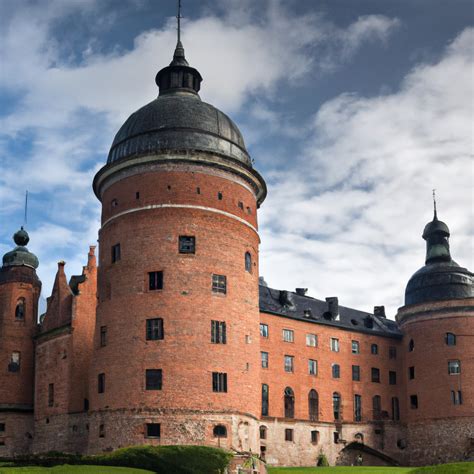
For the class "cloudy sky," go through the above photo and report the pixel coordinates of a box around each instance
[1,0,473,317]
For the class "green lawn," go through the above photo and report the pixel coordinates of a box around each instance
[0,466,153,474]
[268,463,474,474]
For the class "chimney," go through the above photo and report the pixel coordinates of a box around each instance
[373,306,385,318]
[295,288,308,296]
[279,290,296,310]
[326,297,339,321]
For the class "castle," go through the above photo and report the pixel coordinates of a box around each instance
[0,31,473,468]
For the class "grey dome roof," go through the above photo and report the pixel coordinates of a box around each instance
[107,93,251,166]
[405,261,474,306]
[2,228,39,269]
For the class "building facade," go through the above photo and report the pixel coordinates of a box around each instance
[0,37,473,468]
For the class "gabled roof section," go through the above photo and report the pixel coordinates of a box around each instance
[259,285,402,338]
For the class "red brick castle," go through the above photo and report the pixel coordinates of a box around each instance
[1,33,473,467]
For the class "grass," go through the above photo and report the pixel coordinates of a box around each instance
[268,463,474,474]
[0,466,153,474]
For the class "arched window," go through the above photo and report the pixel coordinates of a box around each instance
[261,384,269,416]
[309,389,319,421]
[213,425,227,438]
[372,395,382,420]
[391,397,400,421]
[408,339,415,352]
[284,387,295,418]
[333,392,341,420]
[259,426,267,439]
[445,333,456,346]
[245,252,252,272]
[15,298,25,320]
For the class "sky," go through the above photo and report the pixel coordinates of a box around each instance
[0,0,473,318]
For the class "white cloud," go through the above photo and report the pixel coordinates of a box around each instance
[259,27,474,317]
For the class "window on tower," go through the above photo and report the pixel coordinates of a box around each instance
[146,423,161,438]
[148,271,163,291]
[448,360,461,375]
[179,236,195,254]
[111,243,121,263]
[211,320,227,344]
[217,192,223,200]
[146,318,164,340]
[245,252,252,272]
[98,373,105,393]
[100,326,107,347]
[371,367,380,383]
[15,298,25,320]
[213,425,227,438]
[146,369,162,390]
[8,352,20,372]
[212,372,227,392]
[48,383,54,407]
[445,333,456,346]
[212,274,226,294]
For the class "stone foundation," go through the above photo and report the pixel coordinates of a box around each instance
[0,412,34,456]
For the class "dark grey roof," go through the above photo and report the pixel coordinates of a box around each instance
[107,93,250,166]
[259,286,402,338]
[405,260,474,306]
[2,228,39,270]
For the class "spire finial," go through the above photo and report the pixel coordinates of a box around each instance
[177,0,182,44]
[432,188,437,219]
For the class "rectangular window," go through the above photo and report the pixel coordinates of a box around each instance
[111,243,121,263]
[146,369,162,390]
[285,429,293,442]
[212,372,227,392]
[308,359,318,375]
[261,352,269,369]
[261,384,269,416]
[371,344,378,355]
[211,320,227,344]
[389,346,397,359]
[389,371,397,385]
[306,333,317,347]
[333,432,340,444]
[260,323,268,338]
[146,423,161,438]
[212,274,226,294]
[148,271,163,291]
[371,368,380,383]
[8,351,20,372]
[48,383,54,407]
[332,363,340,378]
[410,394,418,409]
[283,329,294,343]
[409,366,415,380]
[99,424,105,438]
[179,236,195,254]
[352,340,360,354]
[284,355,294,373]
[448,360,461,375]
[311,430,319,444]
[330,338,339,352]
[352,365,360,381]
[146,318,164,340]
[100,326,107,347]
[0,423,4,433]
[451,390,463,405]
[98,373,105,394]
[354,394,362,422]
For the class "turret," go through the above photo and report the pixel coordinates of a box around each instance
[0,227,41,455]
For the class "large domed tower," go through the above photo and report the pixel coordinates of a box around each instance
[396,206,474,465]
[0,228,41,455]
[88,33,266,453]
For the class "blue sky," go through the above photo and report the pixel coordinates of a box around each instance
[1,0,473,317]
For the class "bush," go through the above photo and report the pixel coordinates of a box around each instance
[316,453,329,467]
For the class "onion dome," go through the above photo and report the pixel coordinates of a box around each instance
[94,34,266,205]
[2,227,39,269]
[405,211,473,306]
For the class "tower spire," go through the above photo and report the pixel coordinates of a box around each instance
[432,188,437,220]
[177,0,182,45]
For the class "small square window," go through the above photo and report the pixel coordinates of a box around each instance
[100,326,107,347]
[284,355,294,373]
[371,368,380,383]
[111,243,121,263]
[146,318,164,340]
[371,344,378,355]
[306,334,317,347]
[238,201,244,210]
[308,359,318,375]
[179,236,195,254]
[389,371,397,385]
[330,338,339,352]
[135,191,140,199]
[212,372,227,392]
[352,340,360,354]
[98,373,105,394]
[146,423,161,438]
[283,329,294,343]
[352,365,360,381]
[389,346,397,359]
[448,360,461,375]
[261,352,269,369]
[410,395,418,409]
[212,274,226,294]
[148,271,163,291]
[409,366,415,380]
[260,323,268,338]
[146,369,162,390]
[285,428,293,441]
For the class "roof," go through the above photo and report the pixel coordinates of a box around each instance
[259,285,402,338]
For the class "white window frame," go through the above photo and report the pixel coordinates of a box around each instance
[309,359,318,375]
[330,338,339,352]
[283,329,294,343]
[306,333,317,347]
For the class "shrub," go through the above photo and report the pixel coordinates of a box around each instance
[316,452,329,467]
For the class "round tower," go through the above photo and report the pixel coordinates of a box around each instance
[0,228,41,455]
[88,37,266,452]
[396,208,474,464]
